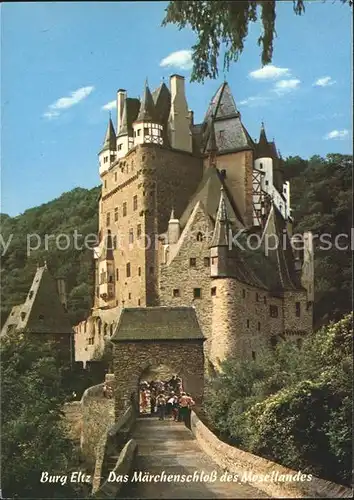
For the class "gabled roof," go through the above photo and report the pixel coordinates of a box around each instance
[111,307,205,342]
[136,81,158,123]
[179,167,244,230]
[101,117,116,152]
[118,97,140,137]
[261,204,302,290]
[3,266,73,335]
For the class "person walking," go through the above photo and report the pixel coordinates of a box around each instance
[178,392,192,424]
[156,393,166,420]
[166,392,175,418]
[172,395,179,421]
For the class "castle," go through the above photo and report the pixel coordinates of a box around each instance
[74,75,314,371]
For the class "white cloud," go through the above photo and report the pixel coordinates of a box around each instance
[102,100,116,111]
[160,50,193,70]
[273,79,301,95]
[43,86,94,119]
[314,76,336,87]
[324,129,349,140]
[249,65,290,80]
[239,95,271,107]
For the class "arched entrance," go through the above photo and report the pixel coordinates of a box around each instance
[111,307,205,419]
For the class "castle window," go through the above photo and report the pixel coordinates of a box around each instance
[252,351,256,360]
[109,275,113,283]
[137,224,142,239]
[296,302,301,317]
[173,289,180,298]
[137,129,141,136]
[211,287,216,296]
[189,258,196,267]
[118,144,122,151]
[257,322,261,331]
[270,305,278,318]
[138,299,141,306]
[242,289,246,298]
[114,207,118,221]
[129,229,134,244]
[116,268,119,281]
[256,292,259,301]
[96,286,99,297]
[211,257,216,265]
[114,172,117,182]
[265,180,269,186]
[21,312,26,321]
[106,212,111,227]
[126,263,131,277]
[84,321,86,332]
[123,202,127,217]
[133,195,138,211]
[193,288,201,299]
[128,293,131,299]
[104,180,107,189]
[144,127,149,135]
[204,257,210,267]
[247,319,250,328]
[196,232,203,242]
[138,267,141,276]
[260,163,263,169]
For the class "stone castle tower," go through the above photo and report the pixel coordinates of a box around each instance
[74,75,314,371]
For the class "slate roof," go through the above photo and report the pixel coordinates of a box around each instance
[118,97,140,137]
[111,307,205,342]
[101,118,116,152]
[179,167,244,230]
[210,188,231,247]
[201,82,254,154]
[1,266,73,336]
[136,81,158,123]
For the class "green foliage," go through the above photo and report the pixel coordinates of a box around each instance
[1,331,86,498]
[284,154,352,327]
[204,314,353,485]
[1,186,100,327]
[162,1,352,82]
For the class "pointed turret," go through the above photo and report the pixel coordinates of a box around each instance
[136,80,157,123]
[210,187,231,248]
[259,121,268,145]
[102,117,116,152]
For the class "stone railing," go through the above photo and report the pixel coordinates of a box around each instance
[92,439,137,499]
[189,411,352,499]
[80,383,115,468]
[92,404,137,494]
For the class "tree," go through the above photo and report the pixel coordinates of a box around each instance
[1,331,86,498]
[162,0,352,82]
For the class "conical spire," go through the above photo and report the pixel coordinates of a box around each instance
[136,80,157,122]
[102,117,116,151]
[259,121,268,145]
[210,187,231,247]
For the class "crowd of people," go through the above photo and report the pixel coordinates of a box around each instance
[139,375,195,423]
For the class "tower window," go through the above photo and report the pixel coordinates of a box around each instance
[189,258,196,267]
[173,289,180,298]
[193,288,201,299]
[204,257,210,267]
[118,144,122,151]
[196,232,203,242]
[252,351,256,360]
[260,163,263,169]
[123,202,127,217]
[106,212,110,227]
[126,263,131,277]
[138,267,141,276]
[257,322,261,331]
[114,172,117,182]
[247,319,250,328]
[114,207,118,221]
[270,305,278,318]
[116,269,119,281]
[211,287,216,296]
[128,293,131,299]
[133,195,138,211]
[21,312,26,321]
[137,129,141,136]
[265,180,269,186]
[104,180,107,189]
[296,302,301,317]
[137,224,142,239]
[144,127,149,135]
[242,289,246,299]
[109,275,113,283]
[129,229,134,244]
[256,292,259,301]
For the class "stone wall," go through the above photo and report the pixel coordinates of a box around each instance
[113,341,204,417]
[80,384,115,469]
[190,411,352,498]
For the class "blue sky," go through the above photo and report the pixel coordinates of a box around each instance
[1,1,352,217]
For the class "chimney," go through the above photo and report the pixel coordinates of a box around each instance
[170,74,185,102]
[57,278,67,311]
[116,89,126,135]
[188,110,194,126]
